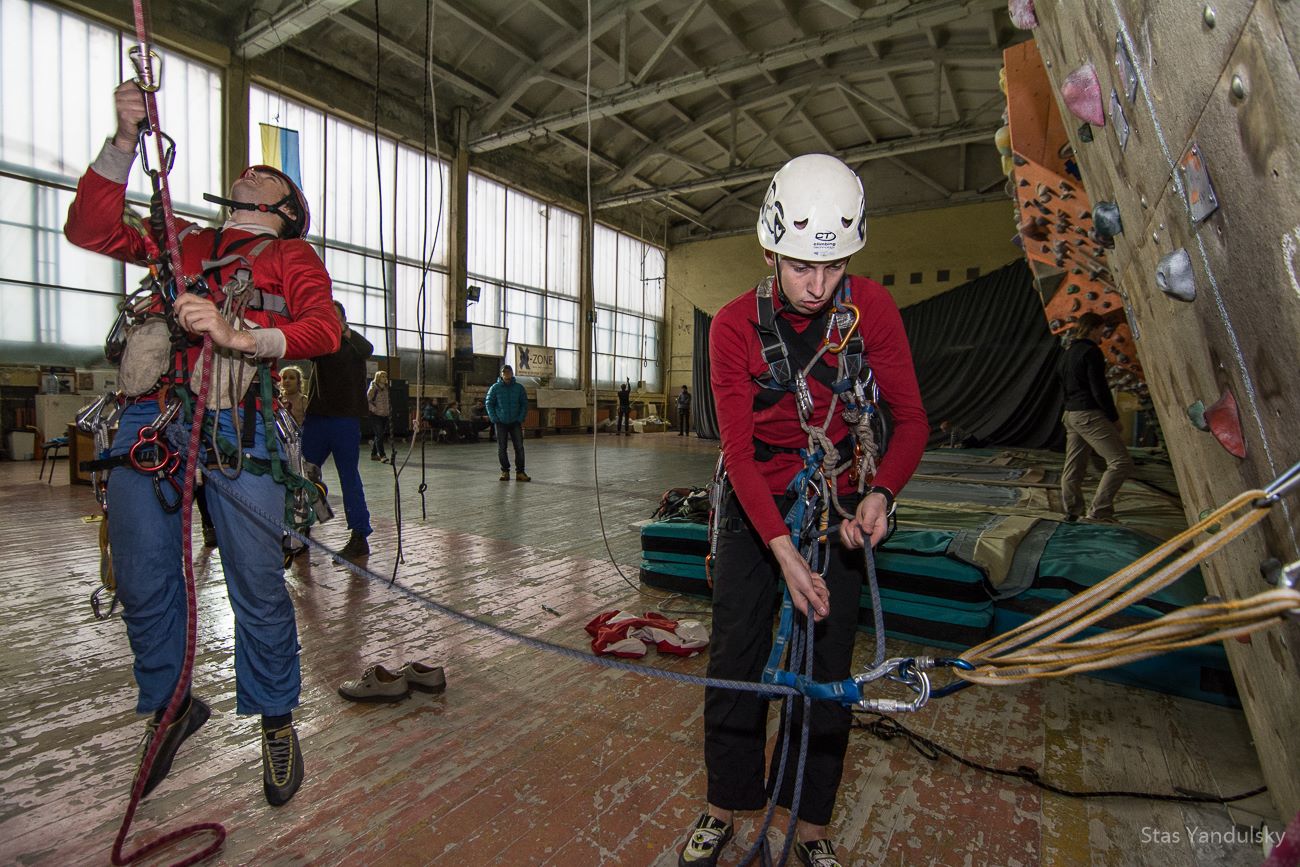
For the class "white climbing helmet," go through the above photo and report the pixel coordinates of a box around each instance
[756,153,867,261]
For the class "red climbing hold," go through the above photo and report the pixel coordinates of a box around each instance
[1061,63,1105,127]
[1008,0,1038,30]
[1204,389,1247,458]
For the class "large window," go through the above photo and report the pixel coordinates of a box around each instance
[592,224,665,390]
[0,0,221,360]
[466,173,581,387]
[249,86,450,357]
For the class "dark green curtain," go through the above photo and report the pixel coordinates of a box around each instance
[900,260,1065,449]
[692,307,720,440]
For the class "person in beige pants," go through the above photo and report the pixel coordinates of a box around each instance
[1058,314,1134,520]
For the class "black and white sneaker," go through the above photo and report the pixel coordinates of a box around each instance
[261,723,304,806]
[795,839,843,867]
[678,813,733,866]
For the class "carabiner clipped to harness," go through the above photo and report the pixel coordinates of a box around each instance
[823,301,860,354]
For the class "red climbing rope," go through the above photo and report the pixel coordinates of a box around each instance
[110,1,224,865]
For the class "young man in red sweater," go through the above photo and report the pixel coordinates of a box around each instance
[679,154,928,867]
[65,81,339,807]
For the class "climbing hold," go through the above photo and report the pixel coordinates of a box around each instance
[1069,298,1081,313]
[1008,0,1038,30]
[1204,389,1246,458]
[1013,154,1028,166]
[1197,507,1222,535]
[1093,201,1123,238]
[1156,248,1197,301]
[1077,123,1094,143]
[1066,284,1080,294]
[1061,63,1105,126]
[1085,291,1099,300]
[1187,400,1209,431]
[1001,154,1015,176]
[995,125,1012,155]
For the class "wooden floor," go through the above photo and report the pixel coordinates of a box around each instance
[0,433,1280,866]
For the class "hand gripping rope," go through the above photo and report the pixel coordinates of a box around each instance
[110,2,225,864]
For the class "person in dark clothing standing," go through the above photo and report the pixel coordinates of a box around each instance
[486,365,530,481]
[1058,312,1134,521]
[302,302,374,556]
[616,382,632,436]
[677,385,692,436]
[677,154,928,867]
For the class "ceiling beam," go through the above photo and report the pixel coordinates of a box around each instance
[885,156,951,196]
[814,0,863,18]
[596,124,999,207]
[238,0,364,58]
[602,48,995,189]
[837,81,919,134]
[740,87,818,166]
[471,0,1006,152]
[475,0,662,132]
[633,0,708,85]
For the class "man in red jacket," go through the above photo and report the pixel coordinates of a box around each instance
[65,81,339,807]
[678,155,927,867]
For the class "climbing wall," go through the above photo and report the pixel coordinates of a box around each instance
[1000,41,1144,391]
[1016,0,1300,816]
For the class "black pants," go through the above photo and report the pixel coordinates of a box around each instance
[679,408,690,435]
[370,414,389,457]
[616,407,630,433]
[704,494,862,826]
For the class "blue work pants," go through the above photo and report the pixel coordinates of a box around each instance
[107,402,300,716]
[301,414,371,536]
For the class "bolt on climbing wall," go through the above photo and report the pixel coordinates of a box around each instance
[1010,0,1300,818]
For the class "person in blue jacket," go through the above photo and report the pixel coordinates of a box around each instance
[486,364,530,481]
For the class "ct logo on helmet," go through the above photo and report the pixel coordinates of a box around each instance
[814,231,837,242]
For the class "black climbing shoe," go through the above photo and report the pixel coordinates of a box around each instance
[678,813,733,866]
[795,839,843,867]
[137,696,210,799]
[261,722,304,806]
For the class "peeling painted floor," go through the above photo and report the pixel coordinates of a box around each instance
[0,434,1279,865]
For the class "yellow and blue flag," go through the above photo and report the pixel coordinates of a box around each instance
[258,123,302,189]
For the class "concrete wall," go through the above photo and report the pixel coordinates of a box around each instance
[664,199,1022,397]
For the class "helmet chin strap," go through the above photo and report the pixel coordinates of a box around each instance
[771,253,796,316]
[202,191,296,231]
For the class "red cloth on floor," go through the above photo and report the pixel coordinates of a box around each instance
[585,610,709,658]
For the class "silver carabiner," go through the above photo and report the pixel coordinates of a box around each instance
[794,371,815,421]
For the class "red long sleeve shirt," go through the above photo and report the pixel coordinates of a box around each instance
[710,274,928,545]
[64,156,339,366]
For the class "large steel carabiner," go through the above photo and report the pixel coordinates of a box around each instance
[128,45,162,92]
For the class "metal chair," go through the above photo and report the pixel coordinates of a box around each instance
[39,436,68,484]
